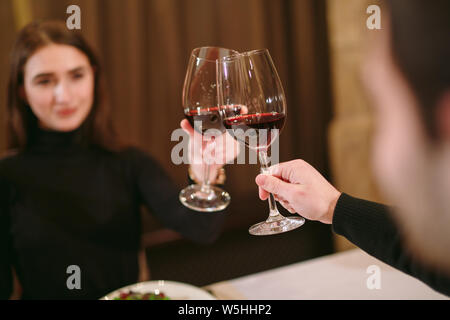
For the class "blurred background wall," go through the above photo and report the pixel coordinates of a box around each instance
[0,0,382,267]
[0,0,332,191]
[326,0,383,251]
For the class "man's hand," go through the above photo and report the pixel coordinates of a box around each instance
[255,159,341,224]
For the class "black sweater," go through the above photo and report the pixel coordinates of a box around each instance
[332,193,450,296]
[0,128,226,300]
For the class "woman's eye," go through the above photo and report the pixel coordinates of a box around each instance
[37,79,51,85]
[72,73,84,80]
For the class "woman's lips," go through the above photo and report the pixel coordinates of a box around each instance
[57,108,77,117]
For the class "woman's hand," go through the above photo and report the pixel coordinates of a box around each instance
[180,119,240,183]
[255,159,341,224]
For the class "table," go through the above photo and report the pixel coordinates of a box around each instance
[205,248,449,300]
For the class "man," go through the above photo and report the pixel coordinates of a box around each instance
[255,0,450,295]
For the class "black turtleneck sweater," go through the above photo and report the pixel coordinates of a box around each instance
[0,128,226,300]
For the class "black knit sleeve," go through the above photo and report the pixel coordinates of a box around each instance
[126,147,227,244]
[0,170,12,299]
[332,193,450,296]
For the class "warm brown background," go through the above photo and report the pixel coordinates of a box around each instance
[4,0,333,179]
[327,0,383,250]
[0,0,382,285]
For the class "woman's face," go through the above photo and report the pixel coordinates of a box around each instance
[22,43,95,132]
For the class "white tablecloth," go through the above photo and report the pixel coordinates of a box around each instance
[206,248,449,300]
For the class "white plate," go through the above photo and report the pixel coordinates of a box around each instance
[101,280,215,300]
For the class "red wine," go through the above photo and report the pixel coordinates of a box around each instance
[223,112,285,148]
[185,105,241,135]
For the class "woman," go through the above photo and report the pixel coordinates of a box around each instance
[0,20,231,299]
[254,0,450,296]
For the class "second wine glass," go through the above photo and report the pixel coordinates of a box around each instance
[218,49,306,234]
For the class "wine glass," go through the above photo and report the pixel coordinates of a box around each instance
[179,47,239,212]
[217,49,305,234]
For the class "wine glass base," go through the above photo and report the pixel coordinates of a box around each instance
[249,216,305,235]
[179,184,230,212]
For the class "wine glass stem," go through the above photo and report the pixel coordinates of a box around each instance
[200,162,211,193]
[200,138,213,194]
[258,150,283,222]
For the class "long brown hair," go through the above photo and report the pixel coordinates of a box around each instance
[6,20,123,152]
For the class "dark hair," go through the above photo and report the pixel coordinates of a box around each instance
[387,0,450,140]
[6,20,123,152]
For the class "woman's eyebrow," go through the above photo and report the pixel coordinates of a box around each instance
[32,72,53,81]
[68,66,86,73]
[31,66,86,81]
